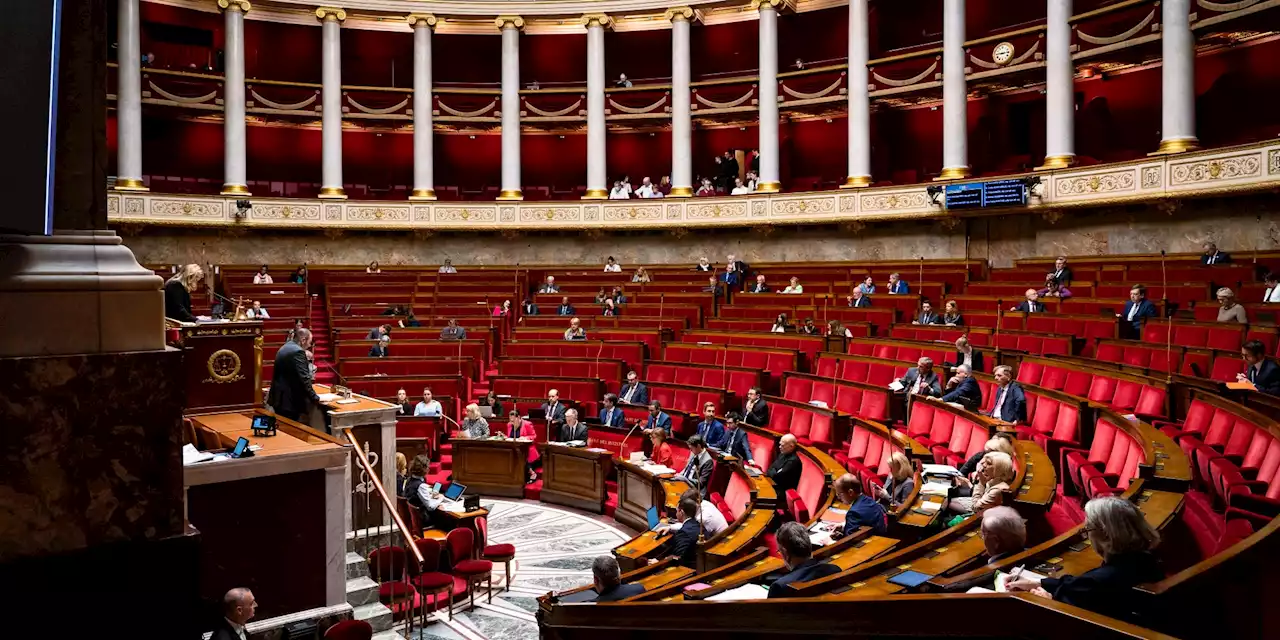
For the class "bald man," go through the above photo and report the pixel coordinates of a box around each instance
[767,434,803,495]
[267,327,321,422]
[210,588,257,640]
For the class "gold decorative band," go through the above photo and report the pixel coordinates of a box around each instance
[318,186,347,199]
[406,13,437,28]
[664,6,695,22]
[755,181,782,193]
[114,178,148,191]
[315,6,346,22]
[841,175,872,188]
[748,0,790,11]
[582,189,609,200]
[1152,138,1200,155]
[667,186,694,197]
[220,183,251,196]
[409,189,437,201]
[581,13,613,29]
[1035,154,1076,171]
[216,0,251,13]
[495,15,525,30]
[935,166,971,180]
[496,189,524,201]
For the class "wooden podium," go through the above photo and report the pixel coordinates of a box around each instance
[451,438,533,498]
[167,319,263,413]
[539,444,612,513]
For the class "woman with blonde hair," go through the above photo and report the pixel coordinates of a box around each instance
[959,435,1015,478]
[1217,287,1247,324]
[632,267,652,283]
[827,319,853,338]
[460,403,490,439]
[394,452,408,497]
[876,451,915,507]
[164,264,204,322]
[949,451,1015,516]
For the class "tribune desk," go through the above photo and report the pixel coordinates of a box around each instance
[308,385,398,529]
[451,437,534,498]
[540,443,613,513]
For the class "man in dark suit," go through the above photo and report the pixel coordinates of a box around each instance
[848,289,871,308]
[743,387,769,427]
[896,357,942,398]
[767,434,802,495]
[368,335,390,358]
[598,393,626,427]
[267,328,321,423]
[833,473,887,536]
[914,301,941,325]
[953,335,984,372]
[590,556,645,603]
[642,400,672,436]
[662,499,702,567]
[767,522,841,598]
[676,435,715,498]
[940,364,983,411]
[522,298,539,315]
[1240,340,1280,395]
[439,318,467,341]
[727,253,749,282]
[1049,256,1073,286]
[555,409,589,442]
[542,389,568,426]
[702,276,725,298]
[556,296,576,316]
[748,274,771,294]
[619,371,649,405]
[209,588,257,640]
[985,365,1027,423]
[887,272,910,294]
[942,506,1027,592]
[718,412,755,466]
[694,403,725,446]
[1202,242,1231,265]
[1012,289,1045,313]
[1118,284,1158,339]
[539,276,560,293]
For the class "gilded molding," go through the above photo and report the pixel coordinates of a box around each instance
[664,6,695,22]
[216,0,251,13]
[748,0,792,11]
[495,15,526,30]
[581,13,613,28]
[406,13,437,28]
[315,6,346,21]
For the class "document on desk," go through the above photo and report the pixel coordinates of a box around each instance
[888,380,905,391]
[642,464,676,475]
[438,501,468,513]
[706,583,770,601]
[915,501,942,514]
[922,464,961,477]
[317,393,340,403]
[920,481,953,496]
[993,568,1046,593]
[182,443,215,465]
[809,530,836,547]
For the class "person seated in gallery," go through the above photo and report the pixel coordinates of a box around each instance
[767,521,841,598]
[887,272,909,294]
[748,274,771,293]
[598,393,626,428]
[876,451,916,508]
[1202,241,1231,265]
[245,300,270,319]
[766,434,802,496]
[557,296,576,316]
[564,317,587,341]
[799,318,820,334]
[718,412,755,467]
[438,259,457,274]
[730,177,751,195]
[459,403,490,439]
[404,454,446,525]
[590,555,645,603]
[368,334,390,358]
[695,178,716,197]
[394,388,413,416]
[619,370,649,405]
[771,313,791,333]
[675,435,715,499]
[1239,339,1280,395]
[367,324,391,340]
[832,473,887,537]
[601,298,620,316]
[1012,289,1045,313]
[1264,272,1280,303]
[913,301,941,325]
[611,286,628,304]
[540,276,560,293]
[941,300,963,326]
[1005,496,1164,625]
[1117,284,1157,339]
[1216,287,1247,324]
[856,276,876,294]
[642,400,673,436]
[414,388,442,417]
[895,357,942,398]
[937,363,982,411]
[847,289,871,308]
[942,506,1028,592]
[958,435,1016,483]
[984,365,1027,423]
[604,256,622,272]
[522,297,539,315]
[1038,275,1072,299]
[553,409,588,443]
[366,261,381,274]
[694,403,725,446]
[743,387,769,427]
[827,319,853,338]
[948,451,1015,517]
[253,264,273,285]
[648,428,675,468]
[439,318,467,341]
[632,267,652,283]
[720,264,741,289]
[782,277,804,294]
[290,265,308,284]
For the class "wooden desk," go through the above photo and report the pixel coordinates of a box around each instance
[451,437,533,499]
[701,470,777,570]
[188,410,339,457]
[438,505,491,536]
[173,320,263,414]
[540,443,612,513]
[615,459,688,533]
[1014,439,1057,511]
[311,385,399,529]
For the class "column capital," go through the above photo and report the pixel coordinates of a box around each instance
[581,13,613,29]
[748,0,793,12]
[663,6,695,22]
[315,6,346,22]
[216,0,251,13]
[495,15,525,30]
[406,13,437,29]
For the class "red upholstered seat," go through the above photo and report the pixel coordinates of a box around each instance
[785,489,810,523]
[324,620,374,640]
[409,537,457,618]
[447,528,493,611]
[367,546,421,620]
[454,559,493,574]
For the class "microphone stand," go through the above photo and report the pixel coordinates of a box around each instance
[1161,250,1173,384]
[619,417,642,460]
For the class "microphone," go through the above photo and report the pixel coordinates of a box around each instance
[619,415,643,460]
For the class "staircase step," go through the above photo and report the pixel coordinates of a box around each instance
[371,632,406,640]
[353,602,395,633]
[346,576,379,607]
[346,551,369,580]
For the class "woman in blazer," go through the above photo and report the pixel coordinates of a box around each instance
[877,452,916,507]
[503,410,540,482]
[949,451,1015,516]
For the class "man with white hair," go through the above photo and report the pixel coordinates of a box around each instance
[209,588,257,640]
[896,357,942,398]
[940,363,983,411]
[1012,288,1045,313]
[590,555,644,602]
[555,408,588,443]
[980,506,1027,564]
[268,327,321,422]
[539,275,559,293]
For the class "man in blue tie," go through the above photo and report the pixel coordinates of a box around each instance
[675,435,714,499]
[1117,284,1158,339]
[719,412,756,468]
[695,402,725,447]
[642,400,672,436]
[598,393,626,427]
[1240,340,1280,396]
[619,370,649,405]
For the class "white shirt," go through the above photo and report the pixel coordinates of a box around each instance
[1265,286,1280,303]
[674,500,728,536]
[414,400,442,417]
[246,307,269,319]
[635,184,656,198]
[253,273,272,284]
[416,481,446,511]
[438,265,456,273]
[604,263,621,272]
[960,349,973,368]
[783,285,804,294]
[771,325,786,333]
[1126,301,1140,321]
[991,385,1007,421]
[609,186,630,199]
[224,618,247,640]
[731,185,751,195]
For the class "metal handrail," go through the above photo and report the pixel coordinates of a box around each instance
[343,427,425,565]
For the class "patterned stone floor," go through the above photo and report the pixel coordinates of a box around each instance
[402,499,636,640]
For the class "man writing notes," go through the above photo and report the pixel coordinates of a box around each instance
[554,409,588,443]
[768,522,841,598]
[619,370,649,405]
[267,328,321,423]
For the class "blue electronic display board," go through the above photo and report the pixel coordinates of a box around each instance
[944,179,1027,210]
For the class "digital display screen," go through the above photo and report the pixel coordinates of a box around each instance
[2,2,62,235]
[944,179,1028,210]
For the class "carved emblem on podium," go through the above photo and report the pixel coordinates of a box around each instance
[205,348,245,384]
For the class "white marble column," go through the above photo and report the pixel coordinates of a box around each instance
[497,16,525,200]
[1040,0,1075,169]
[583,14,611,199]
[409,14,437,200]
[754,0,781,193]
[219,0,251,195]
[317,7,346,199]
[1156,0,1199,153]
[667,7,694,197]
[939,0,970,179]
[115,0,146,190]
[843,0,872,187]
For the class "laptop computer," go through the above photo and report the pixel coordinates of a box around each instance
[478,405,494,419]
[646,506,661,530]
[528,408,547,421]
[443,482,467,501]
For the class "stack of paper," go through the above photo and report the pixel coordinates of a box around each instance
[993,568,1047,592]
[922,464,962,477]
[916,501,942,513]
[888,380,905,391]
[182,443,215,465]
[438,501,468,513]
[809,530,836,547]
[706,583,770,601]
[317,393,340,403]
[920,481,953,496]
[643,464,676,475]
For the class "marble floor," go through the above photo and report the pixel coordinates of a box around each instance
[405,499,636,640]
